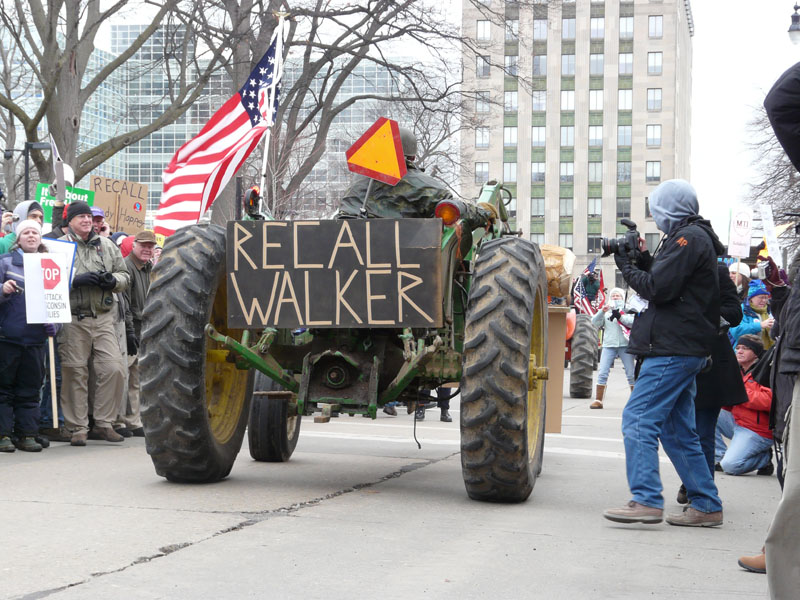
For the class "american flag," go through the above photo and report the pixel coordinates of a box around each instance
[153,23,286,237]
[573,258,606,316]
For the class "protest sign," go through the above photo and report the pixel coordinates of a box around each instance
[727,205,753,258]
[759,205,783,268]
[22,253,72,324]
[35,183,95,224]
[42,238,77,284]
[89,176,147,235]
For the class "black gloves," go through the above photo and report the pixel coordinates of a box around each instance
[97,271,117,291]
[610,308,622,322]
[613,251,630,271]
[126,333,139,356]
[44,323,58,337]
[72,272,100,287]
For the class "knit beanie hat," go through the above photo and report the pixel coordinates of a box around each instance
[737,334,764,358]
[66,201,92,224]
[16,219,42,236]
[747,280,769,300]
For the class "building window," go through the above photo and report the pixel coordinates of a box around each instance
[560,162,574,183]
[530,233,545,245]
[617,197,631,218]
[475,162,489,184]
[475,127,489,149]
[505,19,519,41]
[504,126,518,147]
[562,18,576,40]
[559,198,574,217]
[587,235,602,254]
[589,89,604,111]
[618,89,633,110]
[648,52,663,75]
[619,53,633,75]
[531,197,545,217]
[560,126,575,147]
[562,54,575,76]
[619,16,634,40]
[646,161,661,183]
[588,161,603,183]
[645,232,660,253]
[503,162,517,183]
[531,162,546,183]
[617,162,631,183]
[532,126,546,147]
[504,55,518,77]
[476,91,490,113]
[504,91,518,112]
[532,90,547,111]
[477,55,490,78]
[590,17,605,39]
[533,55,547,77]
[590,54,604,76]
[533,19,548,41]
[559,233,573,250]
[507,196,517,218]
[647,88,662,111]
[617,125,632,146]
[561,90,575,110]
[589,125,603,147]
[476,20,491,42]
[649,15,663,38]
[646,124,662,146]
[588,197,602,217]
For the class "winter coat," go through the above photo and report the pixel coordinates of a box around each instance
[0,201,42,253]
[0,249,53,346]
[591,307,634,348]
[728,307,762,348]
[769,261,800,441]
[616,215,724,358]
[725,370,773,440]
[124,253,151,338]
[696,264,748,410]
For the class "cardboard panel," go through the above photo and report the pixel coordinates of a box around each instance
[226,219,442,329]
[88,176,148,234]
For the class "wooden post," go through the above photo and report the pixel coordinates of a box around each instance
[48,336,58,427]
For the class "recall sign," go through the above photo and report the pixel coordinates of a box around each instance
[226,219,442,329]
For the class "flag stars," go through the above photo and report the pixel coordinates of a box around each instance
[250,78,256,87]
[259,67,266,74]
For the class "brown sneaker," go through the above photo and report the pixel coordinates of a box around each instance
[603,501,663,524]
[90,426,124,443]
[39,426,72,443]
[70,431,88,447]
[589,400,603,409]
[666,506,723,527]
[737,552,766,574]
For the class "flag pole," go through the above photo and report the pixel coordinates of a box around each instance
[258,13,289,218]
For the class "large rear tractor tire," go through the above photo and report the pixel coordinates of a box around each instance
[248,372,301,462]
[139,224,254,483]
[569,313,597,399]
[460,237,548,503]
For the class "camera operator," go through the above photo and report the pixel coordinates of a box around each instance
[56,201,130,446]
[603,179,727,528]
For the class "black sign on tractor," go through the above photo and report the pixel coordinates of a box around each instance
[226,219,443,329]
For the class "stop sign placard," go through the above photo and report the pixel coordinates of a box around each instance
[42,258,61,290]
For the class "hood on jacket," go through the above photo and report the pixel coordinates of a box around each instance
[12,200,43,233]
[649,179,699,235]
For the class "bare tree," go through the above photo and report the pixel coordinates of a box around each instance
[0,0,231,198]
[747,104,800,257]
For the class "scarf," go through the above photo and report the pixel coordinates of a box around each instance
[750,303,775,350]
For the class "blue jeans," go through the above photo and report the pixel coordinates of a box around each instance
[715,409,735,463]
[622,355,723,513]
[718,423,772,475]
[597,346,636,386]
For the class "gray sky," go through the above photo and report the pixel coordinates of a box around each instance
[691,1,798,242]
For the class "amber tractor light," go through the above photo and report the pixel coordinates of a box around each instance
[435,200,461,226]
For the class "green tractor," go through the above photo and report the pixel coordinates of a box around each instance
[139,180,550,502]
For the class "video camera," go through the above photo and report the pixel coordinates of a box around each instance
[601,218,641,260]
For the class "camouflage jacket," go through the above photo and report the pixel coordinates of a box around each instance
[338,161,452,219]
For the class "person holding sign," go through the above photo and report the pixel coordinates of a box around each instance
[57,201,130,446]
[0,220,59,452]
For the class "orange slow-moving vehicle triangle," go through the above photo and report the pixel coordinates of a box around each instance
[345,118,407,186]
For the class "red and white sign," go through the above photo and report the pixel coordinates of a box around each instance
[22,253,72,324]
[727,205,753,259]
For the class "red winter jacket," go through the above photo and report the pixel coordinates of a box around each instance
[729,370,773,440]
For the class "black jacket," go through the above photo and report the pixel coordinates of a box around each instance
[616,216,724,357]
[695,264,747,410]
[765,61,800,172]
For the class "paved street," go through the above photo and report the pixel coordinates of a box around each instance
[1,365,778,599]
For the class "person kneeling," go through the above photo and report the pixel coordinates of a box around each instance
[717,334,773,476]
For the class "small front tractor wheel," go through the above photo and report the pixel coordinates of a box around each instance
[569,313,597,399]
[248,372,302,462]
[460,237,548,503]
[139,224,254,483]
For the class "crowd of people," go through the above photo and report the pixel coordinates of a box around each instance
[0,199,158,451]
